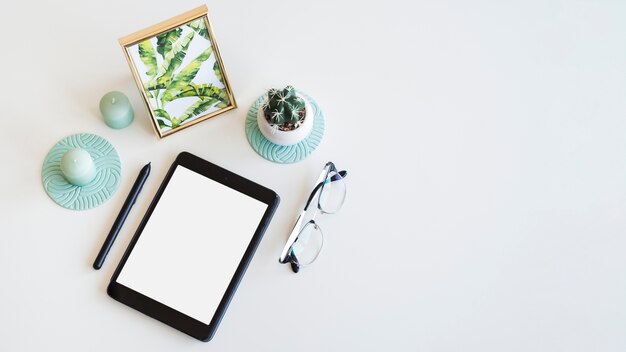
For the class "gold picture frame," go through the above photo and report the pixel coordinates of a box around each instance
[120,5,237,138]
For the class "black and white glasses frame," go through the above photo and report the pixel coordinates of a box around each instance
[279,162,348,273]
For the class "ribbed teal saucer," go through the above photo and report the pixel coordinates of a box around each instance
[41,133,121,210]
[245,91,325,164]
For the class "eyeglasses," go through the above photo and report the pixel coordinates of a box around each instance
[279,162,348,273]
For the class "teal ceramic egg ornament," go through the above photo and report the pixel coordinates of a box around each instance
[42,133,121,210]
[100,91,134,129]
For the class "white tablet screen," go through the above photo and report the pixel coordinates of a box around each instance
[117,165,268,324]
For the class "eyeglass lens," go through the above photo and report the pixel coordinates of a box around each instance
[290,221,323,266]
[318,168,346,214]
[288,167,347,266]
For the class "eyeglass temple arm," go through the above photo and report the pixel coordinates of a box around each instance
[302,170,348,212]
[279,210,306,263]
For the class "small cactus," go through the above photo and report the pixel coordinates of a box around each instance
[262,86,306,130]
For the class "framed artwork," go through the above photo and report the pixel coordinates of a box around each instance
[119,5,236,138]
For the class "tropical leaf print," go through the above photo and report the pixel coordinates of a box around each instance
[134,22,232,133]
[154,109,171,120]
[213,61,223,83]
[160,46,214,104]
[179,98,219,123]
[171,84,224,101]
[156,28,182,59]
[138,40,158,78]
[157,119,168,128]
[154,109,172,128]
[187,19,210,40]
[156,32,195,87]
[215,100,229,109]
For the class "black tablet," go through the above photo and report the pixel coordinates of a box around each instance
[107,152,280,341]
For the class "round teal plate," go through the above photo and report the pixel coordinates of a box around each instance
[245,91,325,164]
[41,133,121,210]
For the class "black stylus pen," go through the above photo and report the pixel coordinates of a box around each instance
[93,162,151,270]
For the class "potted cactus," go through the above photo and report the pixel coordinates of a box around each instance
[257,86,314,146]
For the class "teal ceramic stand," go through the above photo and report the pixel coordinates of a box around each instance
[41,133,121,210]
[245,91,325,164]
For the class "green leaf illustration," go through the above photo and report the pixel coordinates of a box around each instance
[157,118,169,129]
[154,109,171,121]
[138,40,158,78]
[156,32,194,87]
[160,46,214,105]
[171,83,217,99]
[213,61,223,83]
[187,19,210,40]
[155,109,172,130]
[169,84,230,108]
[156,28,182,59]
[179,97,218,122]
[144,82,166,91]
[212,88,230,108]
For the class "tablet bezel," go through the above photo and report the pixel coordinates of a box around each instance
[107,152,280,341]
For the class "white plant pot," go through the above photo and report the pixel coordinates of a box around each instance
[257,94,314,146]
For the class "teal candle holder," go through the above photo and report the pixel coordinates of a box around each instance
[41,133,121,210]
[100,91,134,129]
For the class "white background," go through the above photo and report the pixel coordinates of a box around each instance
[0,0,625,351]
[117,165,268,325]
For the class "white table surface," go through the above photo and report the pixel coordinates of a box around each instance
[1,0,625,350]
